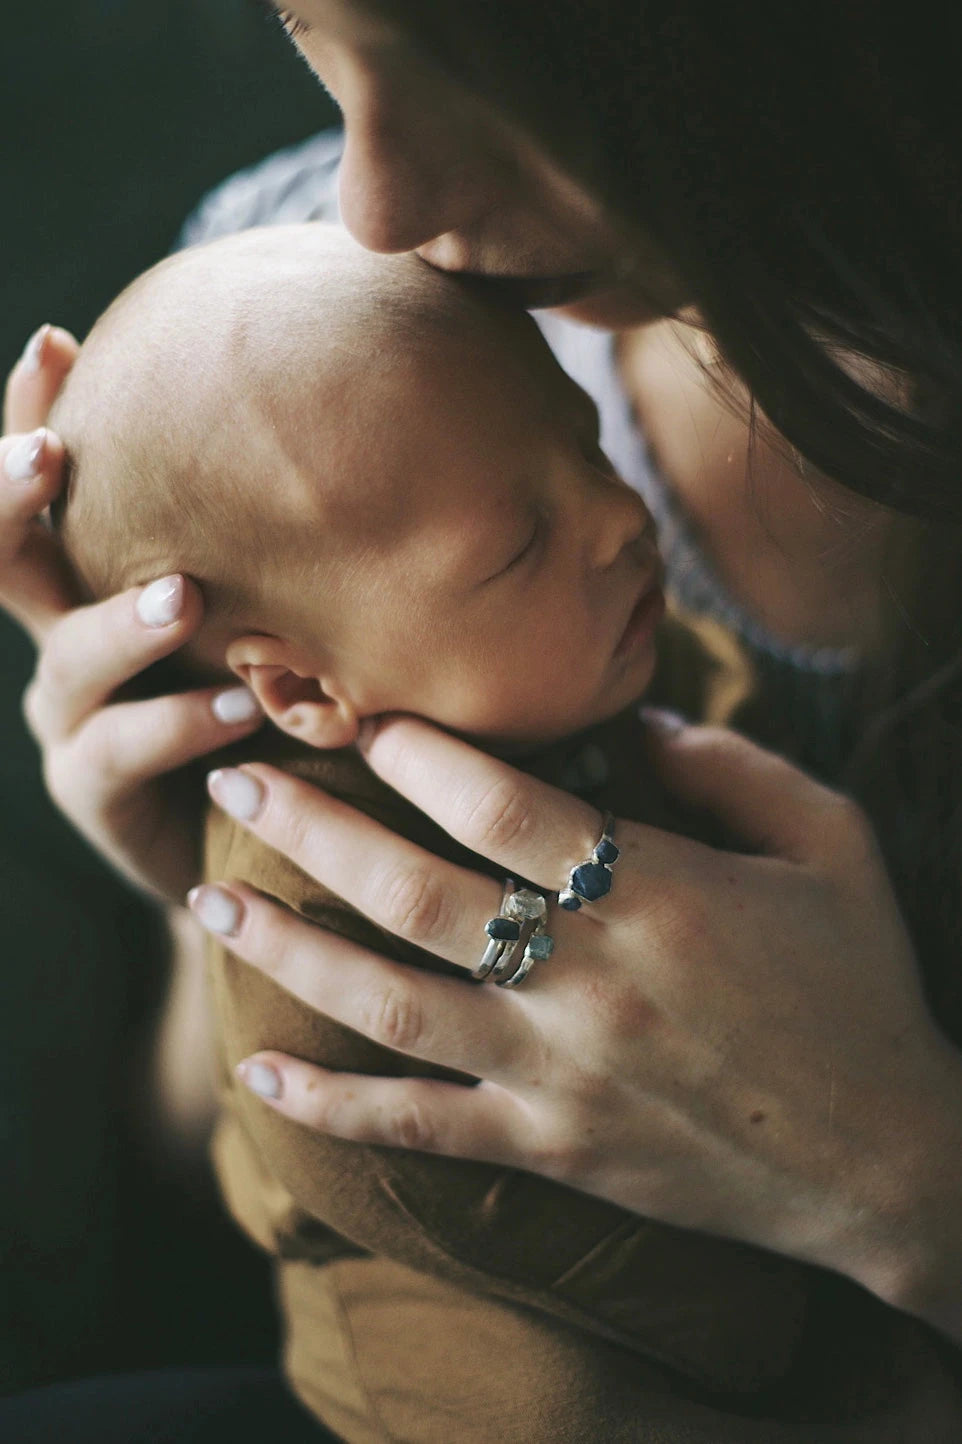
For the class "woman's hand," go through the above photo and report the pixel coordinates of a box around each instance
[2,327,264,900]
[190,712,962,1337]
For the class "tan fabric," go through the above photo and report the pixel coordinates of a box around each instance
[279,1256,962,1444]
[206,610,962,1440]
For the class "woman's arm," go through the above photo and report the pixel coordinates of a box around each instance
[1,329,264,901]
[188,712,962,1345]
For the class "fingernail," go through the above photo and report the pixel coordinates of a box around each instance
[639,705,688,736]
[5,428,48,483]
[136,574,186,628]
[187,883,244,936]
[207,767,265,822]
[237,1060,283,1100]
[211,686,262,726]
[20,324,51,375]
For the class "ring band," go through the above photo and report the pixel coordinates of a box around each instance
[491,888,547,980]
[558,811,619,911]
[473,877,518,980]
[475,883,554,986]
[497,920,555,988]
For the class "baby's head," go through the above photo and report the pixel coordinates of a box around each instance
[53,225,662,748]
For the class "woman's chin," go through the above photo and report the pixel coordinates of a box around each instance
[549,279,685,331]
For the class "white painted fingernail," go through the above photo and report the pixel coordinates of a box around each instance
[187,883,244,936]
[5,428,47,482]
[136,574,185,628]
[638,705,687,736]
[207,767,265,822]
[237,1060,283,1100]
[211,686,261,725]
[20,324,51,375]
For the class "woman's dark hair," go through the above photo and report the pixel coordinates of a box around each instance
[368,0,962,524]
[358,0,962,1039]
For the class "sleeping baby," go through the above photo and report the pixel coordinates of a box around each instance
[50,224,810,1443]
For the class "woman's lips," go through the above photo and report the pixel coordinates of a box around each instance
[432,268,600,311]
[613,579,666,659]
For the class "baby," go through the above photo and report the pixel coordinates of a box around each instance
[51,225,807,1442]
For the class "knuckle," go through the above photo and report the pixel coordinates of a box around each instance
[388,1099,437,1152]
[381,865,449,943]
[273,799,321,868]
[462,776,532,858]
[820,792,878,863]
[360,981,426,1054]
[40,746,70,808]
[530,1119,599,1187]
[20,679,42,740]
[34,635,71,702]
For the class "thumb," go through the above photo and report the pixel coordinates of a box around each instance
[641,708,854,862]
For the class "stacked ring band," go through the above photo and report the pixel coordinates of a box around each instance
[472,878,518,980]
[475,882,554,987]
[558,811,620,911]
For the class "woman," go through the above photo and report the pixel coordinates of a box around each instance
[5,0,962,1434]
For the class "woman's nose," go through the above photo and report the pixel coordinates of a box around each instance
[337,98,485,255]
[587,477,651,571]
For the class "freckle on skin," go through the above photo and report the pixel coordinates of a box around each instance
[750,1110,766,1125]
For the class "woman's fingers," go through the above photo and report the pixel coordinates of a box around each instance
[189,883,528,1080]
[0,429,79,637]
[642,710,873,864]
[1,328,84,639]
[46,685,264,812]
[3,325,79,433]
[235,1053,527,1166]
[357,714,649,891]
[206,764,522,971]
[23,575,205,743]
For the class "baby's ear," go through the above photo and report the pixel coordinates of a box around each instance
[225,635,359,750]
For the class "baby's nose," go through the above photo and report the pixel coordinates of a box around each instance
[588,478,652,570]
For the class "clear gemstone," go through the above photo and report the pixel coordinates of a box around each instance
[506,888,547,923]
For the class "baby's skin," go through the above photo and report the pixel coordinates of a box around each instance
[51,224,664,753]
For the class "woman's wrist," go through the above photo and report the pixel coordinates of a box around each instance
[836,1037,962,1344]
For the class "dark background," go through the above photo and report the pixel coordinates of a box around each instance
[1,0,336,1393]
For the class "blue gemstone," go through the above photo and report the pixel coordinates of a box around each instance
[571,862,612,901]
[526,934,554,961]
[559,892,582,911]
[485,917,521,941]
[594,838,619,866]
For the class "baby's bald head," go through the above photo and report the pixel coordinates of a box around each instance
[48,222,647,753]
[52,224,533,677]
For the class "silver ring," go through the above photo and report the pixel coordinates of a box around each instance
[474,884,554,986]
[558,812,619,912]
[473,877,519,980]
[491,888,548,981]
[497,915,555,988]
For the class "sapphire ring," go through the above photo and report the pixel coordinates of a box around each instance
[474,882,555,986]
[558,812,620,911]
